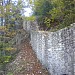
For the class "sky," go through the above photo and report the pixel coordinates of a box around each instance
[24,8,32,17]
[22,0,33,17]
[12,0,33,17]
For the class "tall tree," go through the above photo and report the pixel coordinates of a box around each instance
[33,0,53,16]
[32,0,53,30]
[0,0,24,74]
[32,0,75,30]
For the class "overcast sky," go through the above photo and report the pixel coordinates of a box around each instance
[11,0,32,17]
[24,8,32,17]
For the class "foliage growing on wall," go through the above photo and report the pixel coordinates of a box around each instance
[23,16,36,21]
[32,0,75,31]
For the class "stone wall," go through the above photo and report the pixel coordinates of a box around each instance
[30,23,75,75]
[23,21,39,32]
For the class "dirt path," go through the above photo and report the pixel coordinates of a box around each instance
[7,40,50,75]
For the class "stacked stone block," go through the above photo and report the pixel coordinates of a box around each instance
[30,24,75,75]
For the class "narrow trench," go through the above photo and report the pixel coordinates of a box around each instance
[7,39,50,75]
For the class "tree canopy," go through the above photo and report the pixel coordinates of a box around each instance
[32,0,75,31]
[0,0,24,74]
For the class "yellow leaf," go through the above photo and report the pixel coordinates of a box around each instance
[5,47,16,51]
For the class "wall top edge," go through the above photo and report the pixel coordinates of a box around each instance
[31,23,75,33]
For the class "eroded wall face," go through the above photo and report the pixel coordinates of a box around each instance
[30,24,75,75]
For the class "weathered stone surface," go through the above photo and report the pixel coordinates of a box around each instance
[30,23,75,75]
[23,21,39,32]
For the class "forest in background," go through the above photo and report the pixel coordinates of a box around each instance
[0,0,75,74]
[0,0,24,74]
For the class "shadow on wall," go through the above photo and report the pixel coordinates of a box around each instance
[62,74,68,75]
